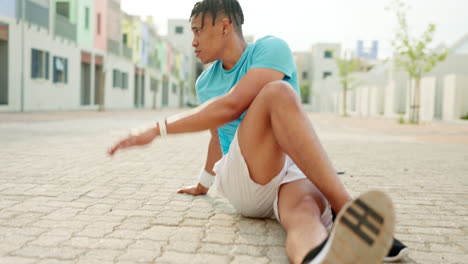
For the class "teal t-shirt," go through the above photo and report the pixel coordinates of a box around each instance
[196,35,299,154]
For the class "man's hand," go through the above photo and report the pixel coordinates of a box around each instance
[108,128,158,156]
[177,183,209,196]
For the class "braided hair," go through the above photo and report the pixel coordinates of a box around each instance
[190,0,244,33]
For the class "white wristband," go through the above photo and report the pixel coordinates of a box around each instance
[198,169,215,188]
[158,119,167,138]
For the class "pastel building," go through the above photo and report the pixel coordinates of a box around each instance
[167,19,203,105]
[103,0,139,110]
[0,0,16,107]
[0,0,82,111]
[52,0,78,42]
[0,0,194,112]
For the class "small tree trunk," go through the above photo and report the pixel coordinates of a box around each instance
[413,78,421,124]
[152,81,157,110]
[343,83,348,116]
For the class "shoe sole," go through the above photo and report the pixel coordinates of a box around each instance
[320,190,395,264]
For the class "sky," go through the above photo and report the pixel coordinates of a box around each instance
[121,0,468,59]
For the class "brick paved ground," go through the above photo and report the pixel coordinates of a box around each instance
[0,109,467,264]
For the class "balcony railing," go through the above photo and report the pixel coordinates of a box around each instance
[108,38,120,56]
[123,46,133,60]
[23,0,50,29]
[55,14,76,42]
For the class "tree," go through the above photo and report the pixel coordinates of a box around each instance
[300,80,311,104]
[335,57,360,116]
[386,0,449,124]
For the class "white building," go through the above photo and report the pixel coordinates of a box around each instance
[293,51,311,103]
[338,34,468,122]
[383,34,468,121]
[309,43,341,112]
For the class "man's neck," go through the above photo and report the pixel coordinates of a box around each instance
[221,35,247,71]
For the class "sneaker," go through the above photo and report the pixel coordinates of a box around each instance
[384,238,409,262]
[303,190,395,264]
[331,208,409,262]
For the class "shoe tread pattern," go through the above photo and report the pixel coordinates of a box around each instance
[320,190,395,264]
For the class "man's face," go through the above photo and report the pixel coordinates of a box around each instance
[191,13,226,64]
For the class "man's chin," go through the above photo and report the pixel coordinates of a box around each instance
[199,58,212,65]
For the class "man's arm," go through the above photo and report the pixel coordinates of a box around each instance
[166,68,285,133]
[177,129,222,195]
[204,129,223,175]
[108,68,284,156]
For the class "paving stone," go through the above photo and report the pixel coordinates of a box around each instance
[166,240,200,253]
[62,236,101,248]
[93,238,134,250]
[82,249,123,261]
[231,244,267,257]
[0,256,36,264]
[12,246,84,260]
[117,248,160,262]
[198,243,233,255]
[128,240,166,252]
[28,235,71,247]
[203,232,236,244]
[231,255,270,264]
[156,251,230,264]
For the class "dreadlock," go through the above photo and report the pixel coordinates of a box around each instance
[190,0,244,32]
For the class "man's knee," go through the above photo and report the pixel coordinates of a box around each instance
[281,195,323,227]
[258,80,299,104]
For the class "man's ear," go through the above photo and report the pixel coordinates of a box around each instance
[221,17,232,36]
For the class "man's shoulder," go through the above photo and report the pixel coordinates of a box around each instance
[253,35,289,49]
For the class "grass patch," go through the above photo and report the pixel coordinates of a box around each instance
[398,115,405,124]
[398,115,418,125]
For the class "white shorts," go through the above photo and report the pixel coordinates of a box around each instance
[213,132,333,229]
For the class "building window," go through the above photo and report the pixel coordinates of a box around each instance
[113,69,120,88]
[113,69,128,89]
[151,79,159,92]
[97,13,101,35]
[53,56,68,84]
[324,50,333,59]
[56,2,70,18]
[175,26,184,34]
[302,71,308,79]
[122,33,128,45]
[31,49,49,80]
[323,71,332,79]
[122,72,128,89]
[85,7,90,29]
[172,84,177,94]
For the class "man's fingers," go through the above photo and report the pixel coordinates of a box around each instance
[177,187,199,196]
[108,145,118,156]
[108,140,126,156]
[179,189,194,195]
[177,188,189,194]
[108,135,134,157]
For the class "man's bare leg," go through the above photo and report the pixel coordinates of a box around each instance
[277,179,329,264]
[238,80,351,212]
